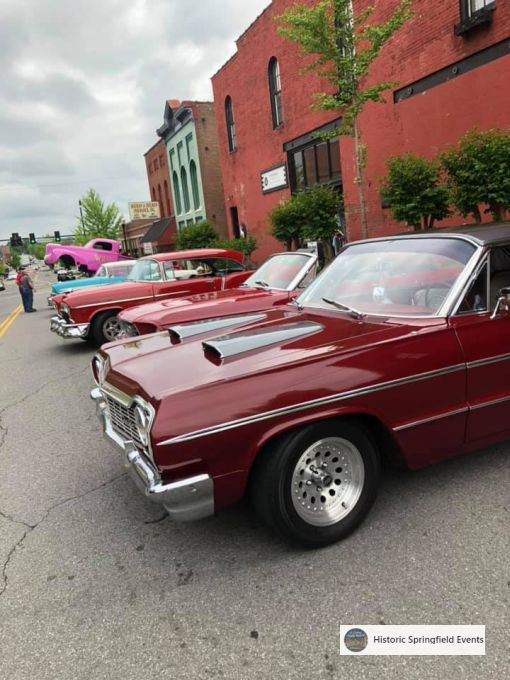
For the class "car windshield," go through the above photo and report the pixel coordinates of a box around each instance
[127,259,162,281]
[95,266,107,277]
[243,253,313,290]
[297,237,477,316]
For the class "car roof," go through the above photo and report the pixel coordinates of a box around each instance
[103,260,136,269]
[142,248,244,263]
[360,222,510,248]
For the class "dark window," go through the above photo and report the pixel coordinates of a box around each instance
[268,57,283,128]
[181,167,190,212]
[225,96,237,152]
[172,171,182,214]
[230,206,240,239]
[190,160,200,209]
[157,184,163,214]
[288,138,341,192]
[164,180,171,216]
[93,241,113,251]
[456,1,495,34]
[463,0,493,18]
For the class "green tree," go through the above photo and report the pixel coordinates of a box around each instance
[215,236,258,259]
[74,189,123,244]
[381,154,450,230]
[269,195,308,250]
[175,221,219,250]
[277,0,412,239]
[441,128,510,223]
[269,186,342,260]
[9,251,21,269]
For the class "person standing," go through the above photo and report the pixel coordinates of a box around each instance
[19,270,36,312]
[332,228,345,256]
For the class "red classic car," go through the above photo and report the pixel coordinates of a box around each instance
[117,250,318,337]
[50,248,249,345]
[91,224,510,547]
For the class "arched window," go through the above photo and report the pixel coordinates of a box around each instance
[181,167,190,212]
[157,184,163,215]
[190,161,200,210]
[164,180,171,216]
[225,96,237,152]
[172,171,182,214]
[268,57,283,129]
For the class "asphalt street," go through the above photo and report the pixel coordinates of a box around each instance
[0,269,508,680]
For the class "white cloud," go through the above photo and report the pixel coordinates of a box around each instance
[0,0,270,240]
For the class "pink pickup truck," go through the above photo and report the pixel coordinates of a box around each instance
[44,238,132,275]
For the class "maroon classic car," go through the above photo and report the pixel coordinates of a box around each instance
[91,224,510,547]
[117,250,318,337]
[50,248,249,345]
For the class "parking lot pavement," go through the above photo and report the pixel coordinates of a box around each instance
[0,276,508,680]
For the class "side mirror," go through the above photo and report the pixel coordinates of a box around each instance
[491,287,510,319]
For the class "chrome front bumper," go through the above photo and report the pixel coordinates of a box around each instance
[90,387,214,521]
[50,315,89,339]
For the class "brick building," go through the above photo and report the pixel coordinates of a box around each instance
[156,100,228,236]
[212,0,510,262]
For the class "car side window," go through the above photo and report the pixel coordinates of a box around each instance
[457,263,489,315]
[488,246,510,309]
[297,264,318,289]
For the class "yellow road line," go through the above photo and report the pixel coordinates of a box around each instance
[0,304,23,337]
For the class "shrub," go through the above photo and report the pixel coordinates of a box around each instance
[381,154,450,230]
[175,221,219,250]
[441,128,510,222]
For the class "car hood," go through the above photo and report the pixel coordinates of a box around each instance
[63,280,147,307]
[102,307,430,405]
[119,286,290,328]
[52,277,124,295]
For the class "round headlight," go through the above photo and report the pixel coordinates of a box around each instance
[134,404,150,447]
[61,302,70,316]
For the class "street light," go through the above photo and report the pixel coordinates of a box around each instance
[78,200,85,230]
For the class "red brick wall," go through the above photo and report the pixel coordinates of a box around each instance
[212,0,338,262]
[213,0,510,259]
[192,102,229,237]
[144,139,173,219]
[343,0,510,240]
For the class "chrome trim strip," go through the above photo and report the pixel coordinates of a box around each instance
[393,407,469,432]
[154,290,191,297]
[470,394,510,411]
[75,295,154,309]
[467,352,510,370]
[169,313,268,341]
[157,362,466,446]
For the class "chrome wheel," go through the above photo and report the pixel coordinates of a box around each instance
[291,436,365,526]
[102,315,122,342]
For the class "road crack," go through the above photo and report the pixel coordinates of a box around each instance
[0,472,127,599]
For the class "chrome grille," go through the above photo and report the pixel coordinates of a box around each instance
[106,395,143,448]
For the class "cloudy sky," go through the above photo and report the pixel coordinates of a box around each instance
[0,0,271,241]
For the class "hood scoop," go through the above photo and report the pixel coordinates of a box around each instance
[202,321,323,359]
[168,313,267,341]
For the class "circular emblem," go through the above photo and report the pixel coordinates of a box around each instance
[344,628,368,653]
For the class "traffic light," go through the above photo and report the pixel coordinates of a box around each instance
[10,233,22,247]
[54,230,61,243]
[29,233,36,244]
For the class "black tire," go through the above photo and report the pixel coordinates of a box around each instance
[90,311,122,346]
[249,419,380,548]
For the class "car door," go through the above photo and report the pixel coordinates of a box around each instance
[450,246,510,443]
